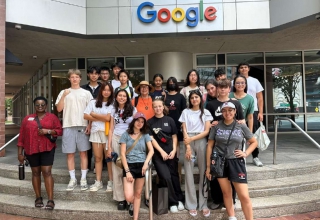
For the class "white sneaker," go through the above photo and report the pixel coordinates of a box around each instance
[89,180,103,192]
[229,217,237,220]
[170,205,179,213]
[178,201,184,211]
[66,178,77,191]
[253,157,263,167]
[106,180,113,192]
[80,178,88,191]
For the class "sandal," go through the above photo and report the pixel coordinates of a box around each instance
[189,209,197,217]
[45,200,55,210]
[35,197,44,208]
[202,209,210,217]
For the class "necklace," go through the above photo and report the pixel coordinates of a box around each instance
[140,96,149,110]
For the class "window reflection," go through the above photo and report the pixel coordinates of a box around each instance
[305,64,320,113]
[197,67,216,84]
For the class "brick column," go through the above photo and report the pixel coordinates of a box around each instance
[0,0,5,157]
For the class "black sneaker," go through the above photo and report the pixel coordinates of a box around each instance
[118,201,127,210]
[145,199,149,207]
[128,203,133,217]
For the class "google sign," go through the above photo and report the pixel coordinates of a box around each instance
[137,1,217,27]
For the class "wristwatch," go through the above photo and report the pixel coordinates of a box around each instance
[48,130,52,135]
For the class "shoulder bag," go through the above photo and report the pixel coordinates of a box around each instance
[210,121,236,177]
[34,116,57,143]
[116,133,142,169]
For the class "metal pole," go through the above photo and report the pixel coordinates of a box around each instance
[0,134,19,152]
[274,120,278,165]
[148,169,153,220]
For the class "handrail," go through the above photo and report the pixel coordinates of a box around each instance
[0,134,19,152]
[274,117,320,164]
[144,161,153,220]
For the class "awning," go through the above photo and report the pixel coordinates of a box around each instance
[5,48,23,66]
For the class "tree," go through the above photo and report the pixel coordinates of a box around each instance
[5,98,12,116]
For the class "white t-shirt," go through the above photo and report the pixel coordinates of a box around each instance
[111,80,133,91]
[246,77,264,111]
[55,88,93,128]
[84,100,113,133]
[179,108,213,133]
[110,107,137,136]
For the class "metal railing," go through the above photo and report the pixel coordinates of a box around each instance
[144,161,153,220]
[0,134,19,152]
[274,117,320,164]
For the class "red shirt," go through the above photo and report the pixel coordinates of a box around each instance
[17,113,63,155]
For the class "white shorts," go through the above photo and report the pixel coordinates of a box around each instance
[89,131,107,144]
[62,127,91,153]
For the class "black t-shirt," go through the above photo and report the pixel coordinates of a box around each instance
[147,116,177,155]
[164,93,186,141]
[205,98,244,121]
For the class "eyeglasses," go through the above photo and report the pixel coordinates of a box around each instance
[35,104,46,107]
[221,109,234,113]
[235,82,246,85]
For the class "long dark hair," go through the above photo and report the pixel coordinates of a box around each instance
[233,75,248,93]
[188,90,204,122]
[114,89,134,119]
[127,117,149,135]
[96,82,114,108]
[184,69,200,87]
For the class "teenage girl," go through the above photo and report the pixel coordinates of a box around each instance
[114,69,136,100]
[150,73,166,101]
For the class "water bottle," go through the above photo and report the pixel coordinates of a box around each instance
[191,155,197,163]
[19,164,25,180]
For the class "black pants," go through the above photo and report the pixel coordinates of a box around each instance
[210,178,236,204]
[251,111,260,158]
[153,153,184,206]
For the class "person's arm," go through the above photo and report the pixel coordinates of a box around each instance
[168,134,177,159]
[150,136,169,160]
[121,141,133,182]
[181,122,192,160]
[56,89,70,112]
[234,136,257,158]
[107,117,115,158]
[142,140,154,176]
[205,139,215,181]
[247,113,253,132]
[90,112,111,122]
[257,91,264,122]
[184,120,211,144]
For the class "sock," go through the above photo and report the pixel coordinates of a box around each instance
[81,169,88,180]
[69,170,76,180]
[229,217,237,220]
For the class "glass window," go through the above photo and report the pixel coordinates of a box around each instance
[305,64,320,113]
[126,57,144,68]
[265,51,302,63]
[267,115,304,132]
[51,59,76,70]
[196,54,216,66]
[217,54,225,65]
[197,67,216,84]
[307,114,320,131]
[266,65,303,114]
[304,50,320,63]
[87,58,115,69]
[227,53,263,65]
[51,71,70,118]
[127,69,145,88]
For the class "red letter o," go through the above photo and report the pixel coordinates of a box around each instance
[158,8,171,22]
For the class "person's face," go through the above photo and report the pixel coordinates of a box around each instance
[216,74,227,81]
[189,71,198,84]
[238,65,250,75]
[113,66,121,77]
[88,71,99,82]
[119,72,128,85]
[217,86,230,97]
[134,118,145,130]
[140,85,149,96]
[152,100,164,115]
[206,83,216,97]
[69,73,81,86]
[34,100,47,113]
[190,93,201,107]
[116,91,127,105]
[100,70,110,81]
[234,77,246,92]
[102,85,111,99]
[221,107,236,120]
[154,77,163,87]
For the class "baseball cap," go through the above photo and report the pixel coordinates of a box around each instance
[133,112,146,120]
[221,102,236,110]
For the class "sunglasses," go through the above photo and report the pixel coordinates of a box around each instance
[189,89,201,95]
[35,104,46,107]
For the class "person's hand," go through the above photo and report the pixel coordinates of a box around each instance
[84,126,90,135]
[258,113,263,122]
[63,89,70,97]
[183,137,192,145]
[142,163,148,176]
[237,119,246,124]
[106,149,112,158]
[37,128,45,136]
[90,112,96,117]
[205,169,212,181]
[18,154,24,164]
[126,172,134,182]
[168,149,176,159]
[160,151,169,161]
[234,149,247,158]
[161,90,166,96]
[211,121,218,127]
[185,148,192,161]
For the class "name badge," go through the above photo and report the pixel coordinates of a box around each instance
[28,117,34,121]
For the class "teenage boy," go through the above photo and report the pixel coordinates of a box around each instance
[111,62,133,90]
[56,69,93,191]
[205,79,245,210]
[214,68,227,81]
[237,62,264,167]
[100,66,110,84]
[81,66,101,171]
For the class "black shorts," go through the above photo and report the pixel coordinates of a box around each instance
[25,148,55,167]
[123,162,144,179]
[218,158,247,183]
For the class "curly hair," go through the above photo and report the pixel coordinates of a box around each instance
[114,89,134,120]
[127,117,149,135]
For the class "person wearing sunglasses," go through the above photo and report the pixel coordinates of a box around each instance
[17,96,62,210]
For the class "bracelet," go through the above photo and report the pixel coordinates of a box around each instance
[125,170,130,173]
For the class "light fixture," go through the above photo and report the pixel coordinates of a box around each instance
[62,64,65,65]
[204,37,210,40]
[295,53,299,56]
[130,40,137,43]
[5,83,9,85]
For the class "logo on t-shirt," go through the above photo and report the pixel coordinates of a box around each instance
[169,100,176,110]
[215,106,222,117]
[164,123,168,126]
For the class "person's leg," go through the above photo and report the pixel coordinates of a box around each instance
[92,142,104,181]
[210,178,223,205]
[123,177,135,204]
[87,144,93,170]
[217,178,234,217]
[41,166,54,200]
[251,111,262,166]
[104,146,113,192]
[133,178,145,220]
[67,153,75,172]
[167,157,184,202]
[233,182,253,220]
[31,166,42,199]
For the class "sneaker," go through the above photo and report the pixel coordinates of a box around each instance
[118,201,127,210]
[209,202,221,210]
[178,201,184,211]
[80,179,88,191]
[229,217,237,220]
[106,181,113,192]
[170,205,179,213]
[253,157,263,167]
[128,203,133,217]
[89,180,103,192]
[66,178,77,191]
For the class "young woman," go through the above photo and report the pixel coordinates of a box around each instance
[107,89,136,210]
[120,112,154,219]
[17,96,62,210]
[204,79,218,108]
[114,69,136,100]
[180,69,207,107]
[148,99,185,213]
[229,75,254,132]
[179,90,213,217]
[150,73,166,100]
[206,102,257,220]
[132,81,155,120]
[84,82,114,192]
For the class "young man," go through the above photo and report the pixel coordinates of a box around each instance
[214,68,227,81]
[81,66,101,171]
[56,69,93,191]
[205,79,245,210]
[100,66,110,84]
[237,62,264,167]
[111,62,133,90]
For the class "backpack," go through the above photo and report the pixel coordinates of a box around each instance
[115,86,134,100]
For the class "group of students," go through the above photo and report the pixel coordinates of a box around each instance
[17,61,263,220]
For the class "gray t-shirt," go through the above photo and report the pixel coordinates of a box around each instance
[208,121,253,159]
[119,132,152,163]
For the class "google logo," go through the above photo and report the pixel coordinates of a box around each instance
[137,1,217,27]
